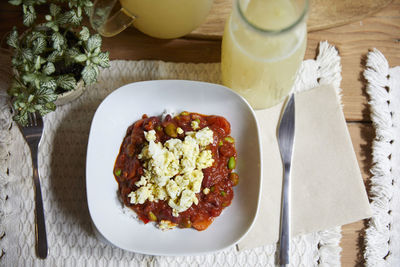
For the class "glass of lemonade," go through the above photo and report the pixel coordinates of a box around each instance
[90,0,213,39]
[221,0,308,109]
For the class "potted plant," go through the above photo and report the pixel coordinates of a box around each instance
[6,0,110,125]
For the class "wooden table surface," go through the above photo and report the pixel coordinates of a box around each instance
[1,1,400,265]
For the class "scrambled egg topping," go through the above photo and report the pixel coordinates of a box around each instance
[128,127,214,217]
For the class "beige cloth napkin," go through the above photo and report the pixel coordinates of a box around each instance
[238,84,372,250]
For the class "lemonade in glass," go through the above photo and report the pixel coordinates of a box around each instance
[91,0,213,39]
[221,0,308,109]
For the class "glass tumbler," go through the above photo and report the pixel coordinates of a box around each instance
[221,0,308,109]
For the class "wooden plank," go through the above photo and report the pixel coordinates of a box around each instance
[306,0,400,122]
[191,0,393,38]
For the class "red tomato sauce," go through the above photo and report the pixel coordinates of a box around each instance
[113,112,238,231]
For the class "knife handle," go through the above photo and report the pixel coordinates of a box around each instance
[279,163,291,265]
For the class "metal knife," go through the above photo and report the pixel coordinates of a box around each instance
[277,94,296,266]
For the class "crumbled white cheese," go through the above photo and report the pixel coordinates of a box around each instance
[195,127,214,147]
[197,150,214,170]
[128,184,154,204]
[203,188,210,195]
[135,176,147,187]
[145,130,156,142]
[158,220,177,231]
[191,120,199,130]
[177,127,184,134]
[166,179,180,199]
[128,126,215,217]
[168,189,198,216]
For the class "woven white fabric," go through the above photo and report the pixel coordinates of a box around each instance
[364,49,400,266]
[0,41,342,266]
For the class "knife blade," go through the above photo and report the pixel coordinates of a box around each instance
[277,94,296,266]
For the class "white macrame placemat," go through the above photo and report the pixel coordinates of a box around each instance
[364,49,400,266]
[0,41,343,266]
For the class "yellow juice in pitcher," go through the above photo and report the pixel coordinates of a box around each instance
[221,0,307,109]
[120,0,213,39]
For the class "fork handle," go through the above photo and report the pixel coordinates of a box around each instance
[279,163,291,265]
[31,150,48,259]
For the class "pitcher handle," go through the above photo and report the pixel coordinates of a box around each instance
[90,0,136,37]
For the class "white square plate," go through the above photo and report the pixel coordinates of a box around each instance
[86,80,262,255]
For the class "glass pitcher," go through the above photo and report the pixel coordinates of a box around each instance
[90,0,214,39]
[221,0,308,109]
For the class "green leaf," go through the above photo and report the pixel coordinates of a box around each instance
[13,112,29,126]
[79,26,90,41]
[57,12,71,25]
[84,5,92,17]
[41,79,57,91]
[64,47,80,65]
[93,47,100,55]
[8,0,22,6]
[32,37,46,54]
[49,3,61,17]
[44,102,56,112]
[21,48,33,62]
[56,75,77,91]
[84,0,94,7]
[47,50,62,62]
[27,94,34,103]
[92,52,110,68]
[74,54,87,62]
[8,79,25,97]
[23,5,36,26]
[65,10,81,25]
[27,30,45,43]
[22,73,37,85]
[6,28,19,49]
[51,32,65,50]
[86,34,101,52]
[36,86,58,103]
[43,62,55,75]
[34,56,42,70]
[82,65,97,85]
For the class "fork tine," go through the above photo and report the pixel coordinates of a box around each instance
[31,112,36,126]
[28,112,33,126]
[35,112,43,127]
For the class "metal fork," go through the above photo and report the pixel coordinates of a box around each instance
[20,112,48,259]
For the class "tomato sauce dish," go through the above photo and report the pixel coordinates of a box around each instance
[86,80,262,255]
[114,111,239,231]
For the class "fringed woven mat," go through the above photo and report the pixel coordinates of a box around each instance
[0,42,342,266]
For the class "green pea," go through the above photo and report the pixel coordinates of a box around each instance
[229,172,239,186]
[228,157,236,169]
[220,191,226,197]
[224,136,235,143]
[164,123,177,137]
[180,219,192,228]
[218,140,223,146]
[155,125,163,131]
[148,211,157,221]
[115,168,121,176]
[180,111,189,116]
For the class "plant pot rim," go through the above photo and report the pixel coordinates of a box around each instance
[55,79,85,106]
